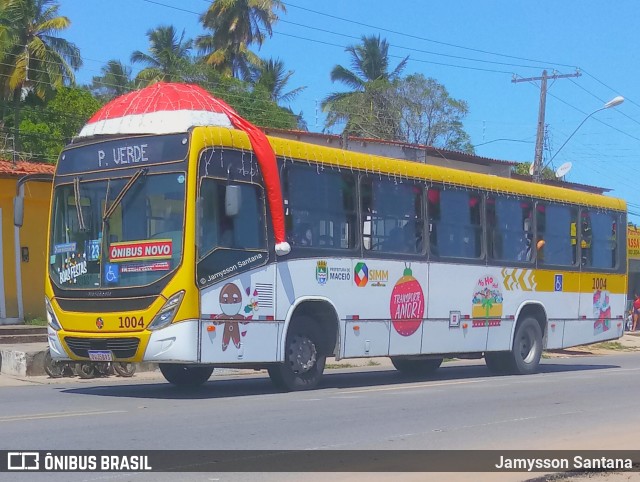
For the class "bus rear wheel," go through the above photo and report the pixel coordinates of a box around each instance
[268,321,326,391]
[160,364,213,387]
[391,357,443,376]
[508,316,543,375]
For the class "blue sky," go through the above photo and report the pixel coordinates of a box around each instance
[61,0,640,221]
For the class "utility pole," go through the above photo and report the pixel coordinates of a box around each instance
[513,70,581,181]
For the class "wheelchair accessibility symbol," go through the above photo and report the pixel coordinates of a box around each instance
[104,264,119,283]
[554,274,563,292]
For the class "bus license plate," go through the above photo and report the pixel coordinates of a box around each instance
[88,350,113,362]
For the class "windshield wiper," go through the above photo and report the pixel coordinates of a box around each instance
[103,168,148,222]
[72,177,87,231]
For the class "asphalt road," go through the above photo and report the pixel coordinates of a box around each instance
[1,353,640,481]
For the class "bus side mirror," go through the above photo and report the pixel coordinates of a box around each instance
[225,185,242,217]
[14,195,24,227]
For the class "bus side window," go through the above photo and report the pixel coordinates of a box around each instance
[431,189,481,259]
[487,196,533,263]
[536,203,577,267]
[580,211,593,266]
[583,210,617,269]
[363,178,423,254]
[285,163,356,250]
[198,179,266,256]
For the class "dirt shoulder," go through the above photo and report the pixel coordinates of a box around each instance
[544,332,640,358]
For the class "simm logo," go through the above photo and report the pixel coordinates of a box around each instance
[354,262,368,287]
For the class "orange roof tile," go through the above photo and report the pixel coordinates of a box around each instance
[0,159,55,177]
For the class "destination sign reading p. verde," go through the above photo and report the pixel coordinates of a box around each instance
[56,134,189,175]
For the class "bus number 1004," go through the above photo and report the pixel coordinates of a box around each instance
[592,278,608,290]
[119,316,144,329]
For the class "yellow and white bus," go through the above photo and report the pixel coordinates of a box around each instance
[28,83,627,390]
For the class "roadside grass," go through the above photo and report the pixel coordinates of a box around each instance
[545,340,638,357]
[326,359,381,369]
[24,317,47,326]
[326,363,357,369]
[588,341,631,351]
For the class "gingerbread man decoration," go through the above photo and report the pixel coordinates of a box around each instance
[214,283,245,351]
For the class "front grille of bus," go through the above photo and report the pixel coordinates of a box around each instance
[64,337,140,359]
[56,296,157,313]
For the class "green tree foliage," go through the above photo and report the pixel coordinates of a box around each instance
[90,59,134,100]
[131,25,193,86]
[394,74,473,152]
[247,57,305,105]
[322,35,408,138]
[176,60,298,129]
[324,79,399,139]
[322,36,472,150]
[19,86,101,162]
[0,0,81,149]
[513,162,556,180]
[197,0,285,79]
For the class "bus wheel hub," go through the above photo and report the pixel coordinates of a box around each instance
[290,335,317,373]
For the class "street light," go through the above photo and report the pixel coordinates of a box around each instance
[531,95,624,182]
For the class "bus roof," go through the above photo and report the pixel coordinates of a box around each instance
[192,126,626,212]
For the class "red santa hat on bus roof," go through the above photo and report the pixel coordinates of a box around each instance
[79,82,290,256]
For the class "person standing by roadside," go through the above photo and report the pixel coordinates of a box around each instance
[632,294,640,331]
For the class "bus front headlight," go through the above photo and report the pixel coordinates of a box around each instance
[45,296,62,331]
[148,291,185,331]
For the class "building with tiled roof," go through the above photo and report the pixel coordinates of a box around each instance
[0,159,55,177]
[1,159,53,323]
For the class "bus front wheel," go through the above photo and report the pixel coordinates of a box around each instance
[160,364,213,387]
[508,316,543,375]
[268,321,326,391]
[391,357,443,376]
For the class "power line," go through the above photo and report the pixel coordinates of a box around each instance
[273,32,515,74]
[567,77,640,128]
[141,0,520,74]
[582,69,640,111]
[545,90,640,143]
[281,2,579,69]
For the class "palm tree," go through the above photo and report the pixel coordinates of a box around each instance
[0,0,81,149]
[131,25,192,86]
[248,57,305,104]
[321,35,408,138]
[90,60,134,100]
[196,0,285,79]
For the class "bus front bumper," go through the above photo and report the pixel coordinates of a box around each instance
[48,319,200,363]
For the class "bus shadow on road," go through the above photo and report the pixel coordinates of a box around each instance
[59,359,619,400]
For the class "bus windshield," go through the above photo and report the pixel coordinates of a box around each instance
[49,172,186,290]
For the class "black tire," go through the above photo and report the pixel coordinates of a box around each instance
[113,362,136,377]
[268,319,326,391]
[44,349,64,378]
[508,316,543,375]
[75,362,97,379]
[94,362,113,377]
[391,357,443,376]
[484,352,512,374]
[159,364,213,387]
